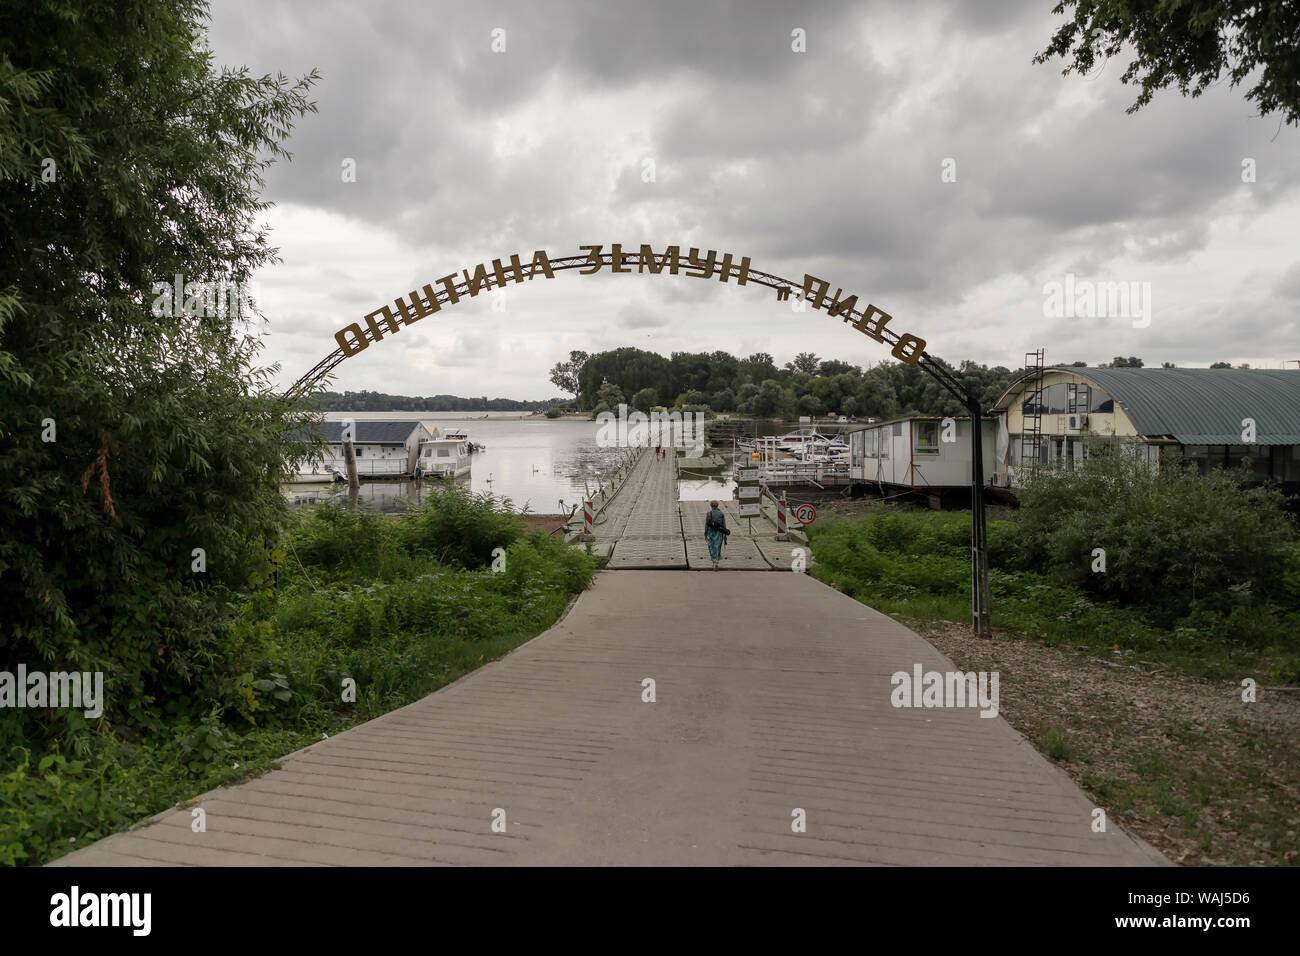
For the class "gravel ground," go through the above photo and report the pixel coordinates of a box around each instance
[915,620,1300,866]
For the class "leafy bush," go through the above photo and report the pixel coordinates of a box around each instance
[808,506,1300,682]
[0,0,320,747]
[2,497,604,866]
[1012,453,1297,619]
[291,504,405,582]
[398,485,526,568]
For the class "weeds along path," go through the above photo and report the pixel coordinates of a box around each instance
[53,572,1168,866]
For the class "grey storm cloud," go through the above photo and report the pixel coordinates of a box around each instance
[619,301,670,329]
[1275,262,1300,300]
[206,0,1300,394]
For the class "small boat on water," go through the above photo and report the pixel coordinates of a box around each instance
[442,430,485,453]
[417,435,473,478]
[738,428,833,454]
[777,430,838,454]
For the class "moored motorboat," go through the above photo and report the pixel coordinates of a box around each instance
[417,436,473,478]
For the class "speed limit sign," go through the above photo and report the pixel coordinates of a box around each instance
[794,503,817,525]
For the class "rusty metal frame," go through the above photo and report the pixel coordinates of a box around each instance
[286,252,959,397]
[284,250,992,636]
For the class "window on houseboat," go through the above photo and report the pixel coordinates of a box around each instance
[914,421,941,455]
[1067,383,1090,414]
[1022,385,1067,414]
[1042,384,1067,414]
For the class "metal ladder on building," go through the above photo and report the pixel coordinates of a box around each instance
[1019,348,1046,471]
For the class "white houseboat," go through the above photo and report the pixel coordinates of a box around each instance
[288,420,435,482]
[846,415,998,504]
[418,435,473,478]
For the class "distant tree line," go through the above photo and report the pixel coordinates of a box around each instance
[555,348,1034,419]
[550,350,1251,419]
[314,390,568,412]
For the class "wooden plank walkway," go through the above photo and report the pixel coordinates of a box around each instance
[54,571,1166,866]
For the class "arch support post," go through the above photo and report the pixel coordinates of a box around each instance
[343,437,360,505]
[967,394,992,638]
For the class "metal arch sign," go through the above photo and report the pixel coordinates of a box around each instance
[286,243,930,396]
[286,241,992,638]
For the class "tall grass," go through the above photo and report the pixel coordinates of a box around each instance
[808,505,1300,682]
[2,487,603,866]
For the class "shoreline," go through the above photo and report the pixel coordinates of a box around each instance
[319,411,591,421]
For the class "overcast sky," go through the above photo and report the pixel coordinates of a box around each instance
[208,0,1300,400]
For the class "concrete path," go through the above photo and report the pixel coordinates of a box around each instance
[54,571,1165,866]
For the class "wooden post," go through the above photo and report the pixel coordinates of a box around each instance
[342,436,360,506]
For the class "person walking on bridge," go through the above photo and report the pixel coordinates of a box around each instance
[705,499,729,570]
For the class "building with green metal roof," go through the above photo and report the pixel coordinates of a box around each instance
[988,367,1300,490]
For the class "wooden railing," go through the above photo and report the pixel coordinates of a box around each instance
[308,457,410,476]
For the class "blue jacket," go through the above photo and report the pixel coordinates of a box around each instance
[705,507,729,535]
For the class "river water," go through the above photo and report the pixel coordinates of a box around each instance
[283,411,734,514]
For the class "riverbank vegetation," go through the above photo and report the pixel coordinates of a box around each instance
[561,349,1171,420]
[0,2,606,867]
[809,456,1300,681]
[0,489,602,866]
[314,390,568,413]
[808,457,1300,865]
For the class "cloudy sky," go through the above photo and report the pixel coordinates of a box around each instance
[208,0,1300,400]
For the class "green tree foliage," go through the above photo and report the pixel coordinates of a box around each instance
[0,0,319,741]
[752,379,789,418]
[315,391,566,412]
[547,350,589,400]
[396,486,526,569]
[630,387,658,412]
[796,394,826,418]
[577,347,668,410]
[739,352,778,384]
[786,351,821,375]
[1012,450,1298,621]
[595,382,625,409]
[710,388,736,412]
[571,346,1028,421]
[1036,0,1300,126]
[817,359,860,377]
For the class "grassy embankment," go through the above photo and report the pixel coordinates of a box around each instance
[1,488,602,866]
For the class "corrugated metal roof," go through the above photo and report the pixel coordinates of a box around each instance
[298,420,426,444]
[1007,368,1300,445]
